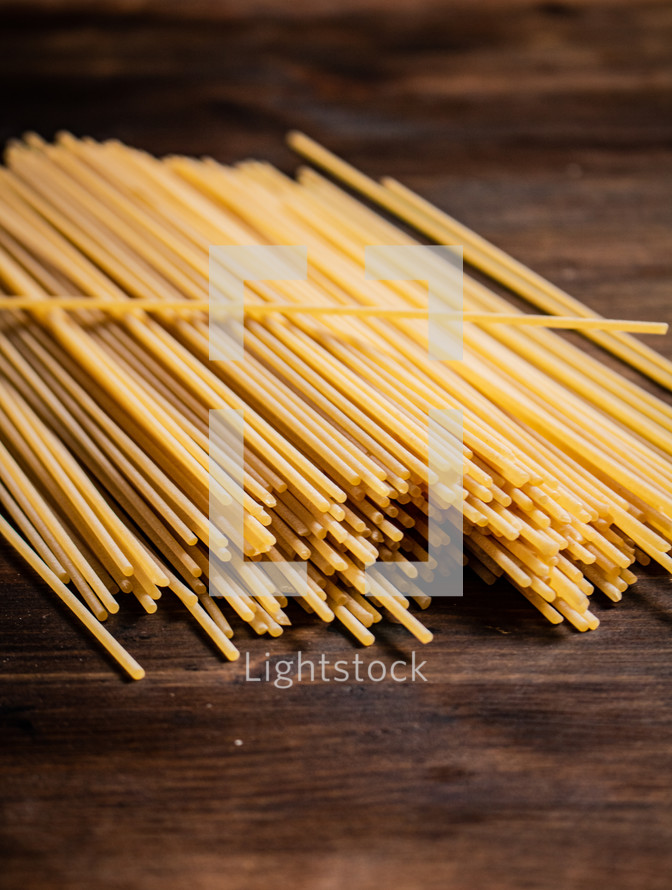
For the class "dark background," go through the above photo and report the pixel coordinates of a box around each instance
[1,1,671,888]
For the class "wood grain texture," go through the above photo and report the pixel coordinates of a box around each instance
[0,3,671,889]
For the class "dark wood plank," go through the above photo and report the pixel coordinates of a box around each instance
[1,3,671,889]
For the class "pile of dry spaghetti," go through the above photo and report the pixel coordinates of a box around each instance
[0,131,670,680]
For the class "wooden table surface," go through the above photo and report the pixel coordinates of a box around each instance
[1,2,671,888]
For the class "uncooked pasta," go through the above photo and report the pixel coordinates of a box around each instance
[0,131,669,679]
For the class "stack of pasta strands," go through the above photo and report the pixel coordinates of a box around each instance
[0,131,670,681]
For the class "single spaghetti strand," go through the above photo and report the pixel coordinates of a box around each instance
[0,296,666,334]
